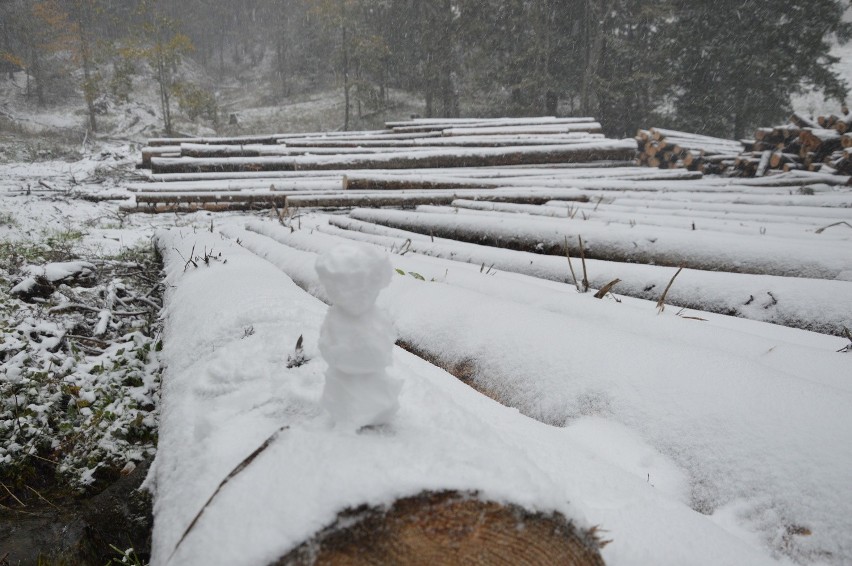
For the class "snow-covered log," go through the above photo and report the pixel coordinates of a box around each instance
[322,216,852,335]
[150,229,614,565]
[344,208,852,280]
[439,201,848,239]
[441,123,603,137]
[546,196,852,222]
[341,169,700,191]
[385,116,596,129]
[149,140,639,174]
[141,146,180,168]
[122,188,594,213]
[179,143,438,158]
[227,220,852,564]
[283,133,605,148]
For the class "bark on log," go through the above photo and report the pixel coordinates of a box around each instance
[275,490,605,566]
[124,189,593,213]
[179,143,432,158]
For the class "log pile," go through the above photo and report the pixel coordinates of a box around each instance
[125,116,644,213]
[635,128,743,174]
[638,111,852,180]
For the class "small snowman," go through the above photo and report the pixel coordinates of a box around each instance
[316,244,401,429]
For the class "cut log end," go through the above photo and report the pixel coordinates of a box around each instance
[274,490,606,566]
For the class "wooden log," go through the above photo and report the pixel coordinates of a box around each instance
[315,217,852,335]
[133,191,291,205]
[790,112,819,130]
[150,140,639,174]
[346,208,852,278]
[154,231,613,565]
[769,152,799,169]
[388,117,597,133]
[141,145,181,168]
[440,123,604,137]
[755,150,772,177]
[148,134,285,147]
[648,128,741,147]
[179,143,436,158]
[283,134,605,149]
[123,188,594,213]
[275,490,605,566]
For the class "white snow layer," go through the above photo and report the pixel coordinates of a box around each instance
[149,227,804,566]
[223,218,852,565]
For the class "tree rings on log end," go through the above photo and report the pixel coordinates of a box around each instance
[274,490,606,566]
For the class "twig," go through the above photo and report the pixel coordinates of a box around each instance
[49,304,147,317]
[25,485,58,510]
[815,221,852,234]
[49,303,101,315]
[169,425,290,561]
[656,266,684,314]
[127,293,161,310]
[38,180,57,191]
[578,235,590,292]
[174,244,197,271]
[564,237,581,292]
[65,335,110,349]
[593,278,621,299]
[0,481,26,507]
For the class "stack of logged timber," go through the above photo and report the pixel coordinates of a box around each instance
[638,112,852,181]
[124,116,646,213]
[635,128,744,174]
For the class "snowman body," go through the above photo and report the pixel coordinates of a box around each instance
[316,244,401,428]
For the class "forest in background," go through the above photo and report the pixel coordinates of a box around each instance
[1,0,850,139]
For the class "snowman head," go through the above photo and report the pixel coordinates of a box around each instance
[315,244,392,315]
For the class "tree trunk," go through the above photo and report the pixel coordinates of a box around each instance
[341,12,350,132]
[78,1,97,133]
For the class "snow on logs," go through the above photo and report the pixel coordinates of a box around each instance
[344,208,852,280]
[228,220,852,564]
[320,216,852,336]
[148,139,638,174]
[152,229,607,565]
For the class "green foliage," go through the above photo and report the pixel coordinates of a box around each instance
[0,237,163,494]
[172,81,218,122]
[0,229,84,271]
[110,54,137,103]
[665,0,850,138]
